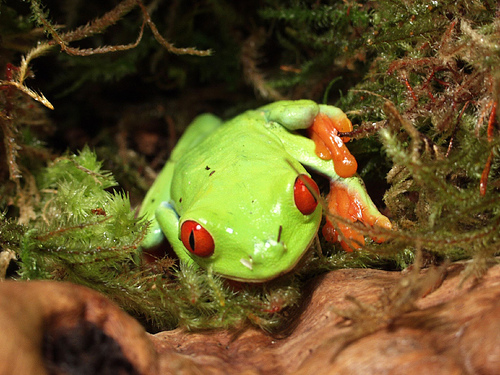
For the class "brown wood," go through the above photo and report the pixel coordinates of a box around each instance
[2,263,500,374]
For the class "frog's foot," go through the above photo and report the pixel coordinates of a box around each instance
[308,112,358,178]
[322,179,392,252]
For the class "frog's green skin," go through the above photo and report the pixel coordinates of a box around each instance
[140,100,382,282]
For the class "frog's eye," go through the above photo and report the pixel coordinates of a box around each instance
[180,220,215,257]
[294,174,320,215]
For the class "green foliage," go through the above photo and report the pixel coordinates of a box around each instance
[260,0,372,96]
[261,0,500,274]
[17,147,146,280]
[0,215,25,251]
[9,147,175,328]
[339,0,500,274]
[172,263,301,330]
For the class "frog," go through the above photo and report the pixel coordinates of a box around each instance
[139,100,391,282]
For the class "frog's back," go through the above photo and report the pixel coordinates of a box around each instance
[170,110,291,212]
[191,109,277,163]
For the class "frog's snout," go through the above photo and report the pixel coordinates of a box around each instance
[239,238,288,271]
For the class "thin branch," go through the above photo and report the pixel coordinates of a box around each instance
[136,0,212,56]
[0,80,54,110]
[17,42,53,86]
[59,0,138,43]
[58,16,146,56]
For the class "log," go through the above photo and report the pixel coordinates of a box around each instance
[1,263,500,374]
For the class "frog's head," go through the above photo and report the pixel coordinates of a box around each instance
[176,168,322,282]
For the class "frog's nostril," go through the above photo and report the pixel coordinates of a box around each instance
[277,225,283,243]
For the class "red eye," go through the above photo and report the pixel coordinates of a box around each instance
[180,220,214,257]
[294,174,320,215]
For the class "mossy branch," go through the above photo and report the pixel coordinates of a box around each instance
[29,0,211,57]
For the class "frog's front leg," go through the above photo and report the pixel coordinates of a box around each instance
[263,100,357,178]
[155,202,196,265]
[263,100,391,251]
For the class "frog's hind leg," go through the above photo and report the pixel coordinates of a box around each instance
[170,114,223,160]
[322,177,392,252]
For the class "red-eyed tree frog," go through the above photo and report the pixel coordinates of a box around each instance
[139,100,391,282]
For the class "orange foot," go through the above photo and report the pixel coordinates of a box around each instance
[308,112,357,178]
[322,180,392,252]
